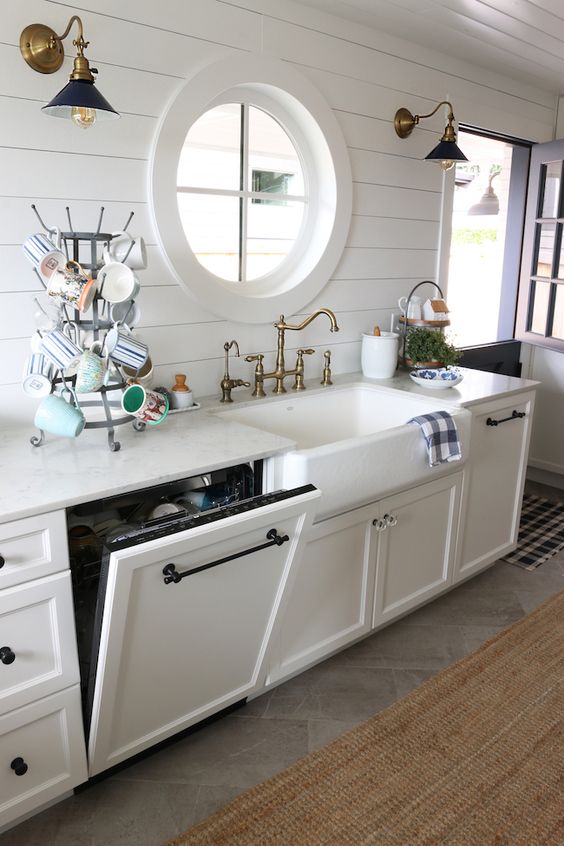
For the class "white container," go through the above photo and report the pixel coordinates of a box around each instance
[361,332,399,379]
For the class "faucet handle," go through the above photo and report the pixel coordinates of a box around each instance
[293,349,315,392]
[321,350,333,386]
[245,354,266,398]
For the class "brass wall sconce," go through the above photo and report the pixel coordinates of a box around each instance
[20,15,119,129]
[394,101,467,171]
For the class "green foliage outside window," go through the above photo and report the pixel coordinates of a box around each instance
[452,229,498,245]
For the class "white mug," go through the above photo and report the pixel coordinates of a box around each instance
[398,295,422,320]
[33,296,61,331]
[106,231,147,270]
[110,299,141,328]
[98,261,140,304]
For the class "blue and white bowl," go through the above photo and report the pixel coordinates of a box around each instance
[409,368,463,389]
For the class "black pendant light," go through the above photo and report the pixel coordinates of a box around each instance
[20,16,119,129]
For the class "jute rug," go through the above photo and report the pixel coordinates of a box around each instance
[166,590,564,846]
[503,494,564,570]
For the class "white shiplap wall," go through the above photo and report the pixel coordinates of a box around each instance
[0,0,557,428]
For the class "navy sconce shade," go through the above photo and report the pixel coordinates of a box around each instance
[425,139,468,165]
[42,78,119,120]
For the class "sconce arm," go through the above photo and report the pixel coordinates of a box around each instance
[55,15,85,47]
[415,100,455,124]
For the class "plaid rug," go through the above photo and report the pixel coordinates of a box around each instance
[503,493,564,570]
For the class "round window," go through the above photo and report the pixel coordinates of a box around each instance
[177,103,306,283]
[150,54,352,323]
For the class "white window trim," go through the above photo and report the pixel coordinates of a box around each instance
[150,53,352,324]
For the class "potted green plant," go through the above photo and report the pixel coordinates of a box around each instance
[405,328,461,369]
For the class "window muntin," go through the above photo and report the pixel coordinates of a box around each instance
[177,104,306,283]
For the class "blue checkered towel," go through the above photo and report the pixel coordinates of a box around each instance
[408,410,462,467]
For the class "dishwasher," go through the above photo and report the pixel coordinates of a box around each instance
[67,464,320,777]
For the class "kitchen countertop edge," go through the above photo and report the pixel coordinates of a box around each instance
[0,368,539,525]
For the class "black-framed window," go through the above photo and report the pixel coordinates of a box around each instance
[446,128,531,349]
[516,139,564,352]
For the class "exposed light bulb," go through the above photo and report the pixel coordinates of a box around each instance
[71,106,96,129]
[439,159,455,172]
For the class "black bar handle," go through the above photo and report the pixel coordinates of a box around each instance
[0,554,4,568]
[486,410,526,427]
[162,528,290,585]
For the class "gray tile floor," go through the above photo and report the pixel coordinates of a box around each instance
[2,482,563,846]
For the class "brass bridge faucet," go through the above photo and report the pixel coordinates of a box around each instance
[220,340,250,403]
[246,308,339,396]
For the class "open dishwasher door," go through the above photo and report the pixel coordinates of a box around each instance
[87,484,320,777]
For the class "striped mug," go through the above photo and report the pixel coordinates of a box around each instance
[22,229,66,280]
[22,354,54,398]
[105,327,148,370]
[40,327,82,371]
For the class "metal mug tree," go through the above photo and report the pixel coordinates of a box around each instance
[28,204,146,451]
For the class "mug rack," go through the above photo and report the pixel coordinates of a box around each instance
[27,204,146,452]
[398,280,448,367]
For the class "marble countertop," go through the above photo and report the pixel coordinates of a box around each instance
[0,408,295,524]
[0,367,539,525]
[360,367,540,408]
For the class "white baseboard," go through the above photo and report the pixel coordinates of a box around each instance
[526,464,564,491]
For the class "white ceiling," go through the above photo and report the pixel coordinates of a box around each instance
[296,0,564,94]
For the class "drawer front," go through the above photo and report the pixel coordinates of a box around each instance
[0,572,80,715]
[0,511,68,590]
[0,685,87,829]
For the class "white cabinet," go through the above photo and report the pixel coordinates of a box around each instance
[372,473,462,626]
[0,511,68,590]
[268,505,377,685]
[0,510,87,832]
[269,473,462,685]
[454,392,535,582]
[0,686,87,830]
[87,487,319,777]
[0,572,80,715]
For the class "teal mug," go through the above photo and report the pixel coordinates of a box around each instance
[34,388,85,438]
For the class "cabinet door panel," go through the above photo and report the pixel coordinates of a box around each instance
[373,474,462,626]
[456,394,534,581]
[0,686,87,829]
[0,511,68,590]
[0,572,80,715]
[268,505,376,685]
[88,488,319,777]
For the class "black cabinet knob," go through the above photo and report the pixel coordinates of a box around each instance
[10,757,28,776]
[0,555,4,568]
[0,647,15,665]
